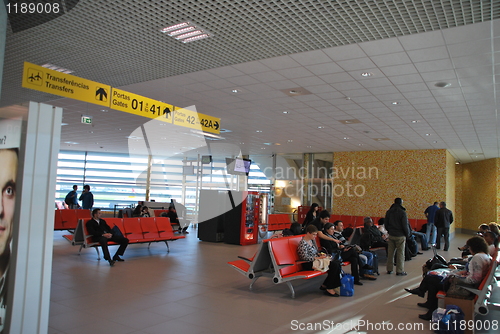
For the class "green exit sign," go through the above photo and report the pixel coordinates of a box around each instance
[81,116,92,124]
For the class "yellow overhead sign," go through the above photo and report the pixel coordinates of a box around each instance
[22,62,110,107]
[174,108,220,134]
[21,62,220,132]
[111,88,173,123]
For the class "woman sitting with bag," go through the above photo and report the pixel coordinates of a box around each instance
[297,225,342,297]
[320,222,364,286]
[405,236,491,320]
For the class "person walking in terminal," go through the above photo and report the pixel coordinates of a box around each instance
[86,208,129,266]
[79,184,94,210]
[434,201,454,251]
[424,202,439,246]
[405,236,491,320]
[298,225,342,297]
[385,198,410,276]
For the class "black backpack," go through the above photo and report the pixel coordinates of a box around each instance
[64,192,73,205]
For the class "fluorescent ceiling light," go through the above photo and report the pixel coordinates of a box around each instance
[162,22,212,43]
[161,22,190,33]
[175,30,203,40]
[41,63,73,74]
[168,26,196,36]
[182,34,210,43]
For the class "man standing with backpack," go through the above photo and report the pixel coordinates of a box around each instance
[64,185,79,209]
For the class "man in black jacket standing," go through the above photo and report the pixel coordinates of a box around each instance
[385,198,411,276]
[86,208,129,266]
[434,201,454,251]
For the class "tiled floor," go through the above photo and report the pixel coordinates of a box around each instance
[49,229,499,334]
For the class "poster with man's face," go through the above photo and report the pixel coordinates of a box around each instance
[0,118,21,332]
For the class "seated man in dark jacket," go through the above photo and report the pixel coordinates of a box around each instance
[360,217,388,253]
[321,222,365,286]
[86,208,129,266]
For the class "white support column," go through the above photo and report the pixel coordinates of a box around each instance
[8,102,62,334]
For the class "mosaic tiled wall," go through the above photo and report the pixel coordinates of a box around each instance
[446,151,457,234]
[455,164,463,229]
[332,149,451,220]
[461,158,499,231]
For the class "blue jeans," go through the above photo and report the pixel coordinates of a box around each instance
[359,251,374,275]
[426,222,437,245]
[412,231,429,250]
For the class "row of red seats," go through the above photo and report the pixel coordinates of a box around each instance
[274,210,427,233]
[334,215,427,231]
[228,234,350,298]
[102,217,184,243]
[65,217,186,259]
[54,209,91,230]
[267,214,291,231]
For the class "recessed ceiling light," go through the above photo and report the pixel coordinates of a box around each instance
[287,140,293,143]
[435,82,451,88]
[318,126,325,129]
[433,141,437,143]
[425,133,431,136]
[411,120,419,123]
[339,119,361,124]
[283,111,289,114]
[343,137,349,140]
[161,22,190,33]
[232,89,239,93]
[116,128,122,131]
[182,34,210,43]
[64,141,79,145]
[261,147,266,149]
[88,131,93,133]
[101,109,108,112]
[168,26,196,36]
[41,63,73,74]
[361,72,373,77]
[256,130,262,133]
[358,144,364,146]
[307,145,312,148]
[392,101,400,105]
[161,22,212,43]
[455,161,460,165]
[345,97,351,100]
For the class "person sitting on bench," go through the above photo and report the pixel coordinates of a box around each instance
[404,236,491,320]
[298,225,342,297]
[86,208,129,266]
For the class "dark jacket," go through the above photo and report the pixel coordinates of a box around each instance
[86,218,112,242]
[309,217,323,232]
[385,203,410,237]
[434,207,454,228]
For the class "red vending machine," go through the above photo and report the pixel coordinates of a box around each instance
[240,191,260,245]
